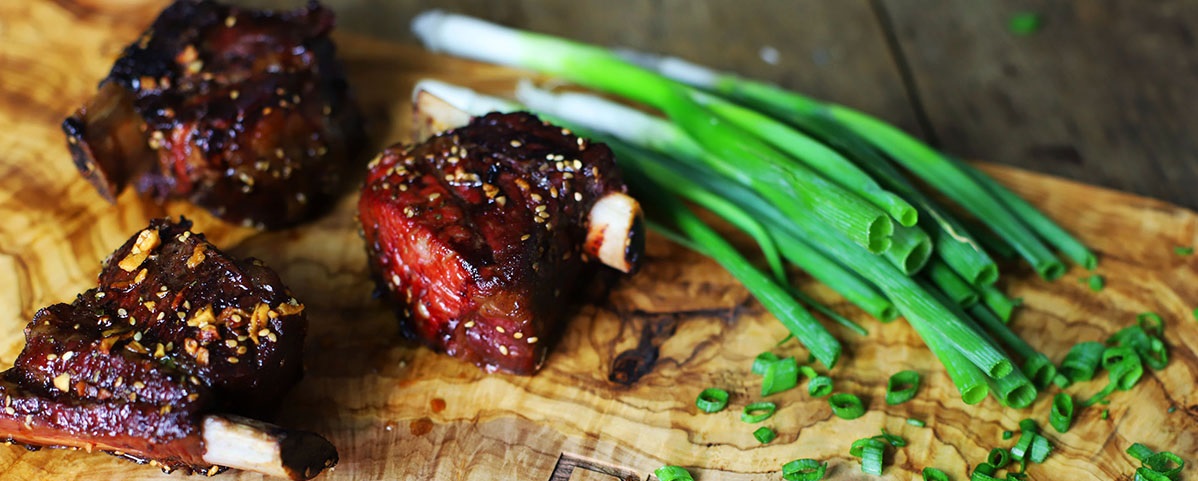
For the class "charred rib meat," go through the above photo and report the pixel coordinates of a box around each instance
[0,218,335,479]
[359,112,643,374]
[63,0,364,229]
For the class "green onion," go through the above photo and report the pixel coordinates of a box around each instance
[877,428,907,447]
[1135,467,1172,481]
[1169,406,1177,414]
[1008,12,1042,36]
[752,352,780,376]
[786,287,870,336]
[1011,431,1035,461]
[973,463,999,480]
[1175,246,1194,256]
[1060,341,1105,382]
[1007,473,1029,481]
[654,465,694,481]
[1019,419,1039,434]
[829,393,866,420]
[1103,346,1144,390]
[1143,451,1184,478]
[967,304,1056,389]
[1002,430,1014,440]
[923,467,950,481]
[798,365,818,379]
[696,388,730,413]
[808,375,833,397]
[861,438,886,475]
[886,370,922,405]
[1082,382,1118,407]
[884,224,934,275]
[742,402,777,423]
[1088,274,1105,292]
[1137,312,1165,337]
[928,259,981,307]
[629,176,842,369]
[782,459,827,481]
[1193,307,1198,321]
[1029,435,1053,463]
[990,368,1038,409]
[696,90,919,229]
[762,357,799,396]
[988,448,1012,469]
[1101,409,1109,419]
[907,418,926,427]
[980,284,1021,323]
[753,426,777,444]
[1050,393,1074,433]
[1127,443,1156,462]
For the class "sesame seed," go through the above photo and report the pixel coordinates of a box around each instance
[499,345,509,356]
[520,234,530,241]
[62,351,74,361]
[46,354,58,361]
[574,192,583,201]
[463,320,475,328]
[117,308,128,317]
[225,16,236,27]
[227,357,239,364]
[527,337,539,344]
[513,332,524,339]
[230,90,240,100]
[225,339,237,348]
[510,140,522,148]
[496,326,505,333]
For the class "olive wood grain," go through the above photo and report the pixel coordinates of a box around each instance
[0,1,1196,480]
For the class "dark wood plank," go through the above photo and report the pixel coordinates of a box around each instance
[879,0,1198,210]
[232,0,926,137]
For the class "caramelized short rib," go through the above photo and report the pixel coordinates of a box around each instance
[0,219,336,479]
[63,0,364,229]
[359,112,643,374]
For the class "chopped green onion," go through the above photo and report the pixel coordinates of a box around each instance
[1002,430,1014,440]
[1011,431,1035,461]
[877,428,907,447]
[1082,382,1118,407]
[1008,12,1042,36]
[1169,406,1177,414]
[1193,307,1198,321]
[1127,443,1156,463]
[808,375,833,397]
[742,402,777,423]
[1029,435,1053,463]
[798,365,818,379]
[1088,274,1105,292]
[829,393,866,420]
[923,467,950,481]
[1176,246,1194,256]
[1143,451,1184,478]
[1135,467,1173,481]
[1060,341,1105,382]
[762,357,799,396]
[753,426,777,444]
[988,447,1012,469]
[1137,312,1165,337]
[1007,473,1028,481]
[1103,346,1144,390]
[1050,393,1074,433]
[907,418,926,427]
[886,370,922,405]
[884,224,934,275]
[862,438,886,475]
[975,463,997,476]
[1101,409,1110,419]
[654,465,694,481]
[696,388,730,413]
[752,352,780,375]
[783,459,827,481]
[1019,418,1039,434]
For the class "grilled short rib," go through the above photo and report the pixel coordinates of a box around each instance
[63,0,363,229]
[0,219,335,479]
[359,112,643,374]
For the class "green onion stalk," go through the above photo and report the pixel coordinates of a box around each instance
[414,11,896,253]
[618,49,1077,280]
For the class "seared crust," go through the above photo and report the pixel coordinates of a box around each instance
[359,112,633,374]
[63,0,364,229]
[0,218,321,474]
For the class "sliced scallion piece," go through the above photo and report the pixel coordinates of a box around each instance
[1103,346,1144,390]
[1088,274,1105,292]
[1176,246,1195,256]
[696,388,730,413]
[1135,467,1173,481]
[1127,443,1156,462]
[782,459,827,481]
[753,426,777,444]
[886,370,921,405]
[1142,451,1184,478]
[1050,393,1074,433]
[1101,409,1110,420]
[988,448,1012,469]
[1137,312,1165,337]
[861,439,886,475]
[1029,435,1053,463]
[907,418,926,427]
[742,402,778,423]
[752,352,780,376]
[1002,430,1014,440]
[829,393,866,420]
[923,467,950,481]
[654,465,694,481]
[1060,341,1105,382]
[763,357,800,396]
[808,375,833,397]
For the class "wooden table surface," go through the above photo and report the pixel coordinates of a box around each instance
[229,0,1198,211]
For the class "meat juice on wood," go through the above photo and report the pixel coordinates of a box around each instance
[359,112,644,375]
[63,0,364,229]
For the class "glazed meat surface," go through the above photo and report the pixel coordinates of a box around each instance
[359,112,642,374]
[0,218,335,478]
[63,0,363,229]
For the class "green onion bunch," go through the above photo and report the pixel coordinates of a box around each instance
[410,11,1098,408]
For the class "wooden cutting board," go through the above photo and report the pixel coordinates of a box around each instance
[1,1,1196,480]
